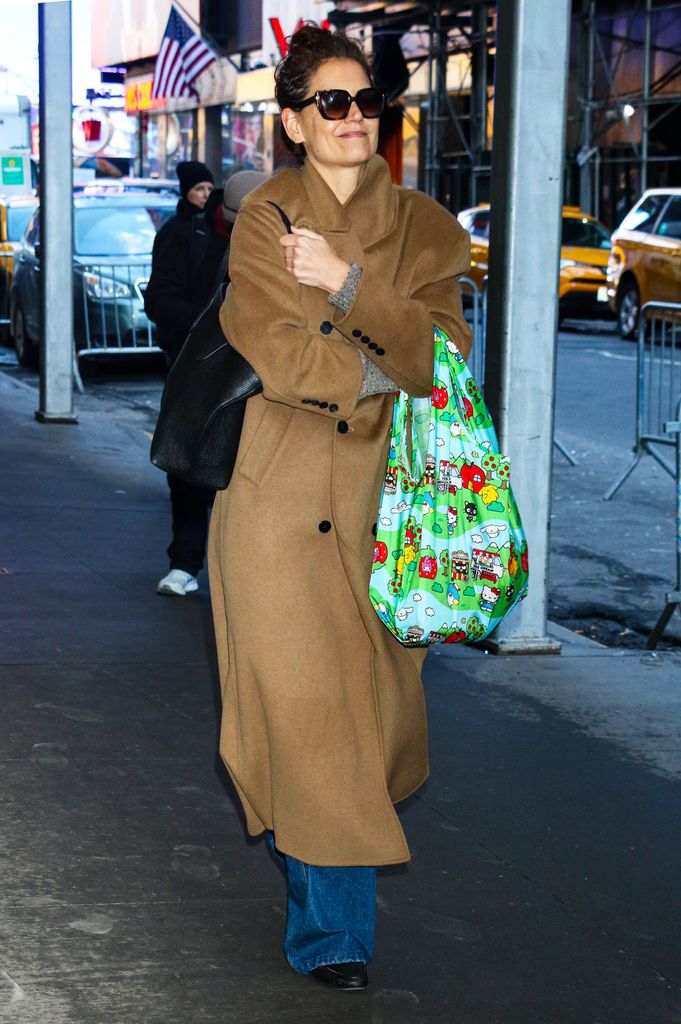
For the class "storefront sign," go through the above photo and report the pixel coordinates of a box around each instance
[269,15,331,58]
[0,152,31,195]
[125,79,166,114]
[261,1,335,63]
[1,155,25,188]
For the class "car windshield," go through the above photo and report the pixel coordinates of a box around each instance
[7,205,34,242]
[74,204,174,256]
[618,194,667,234]
[561,217,611,249]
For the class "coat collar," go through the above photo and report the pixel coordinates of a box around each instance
[301,155,398,246]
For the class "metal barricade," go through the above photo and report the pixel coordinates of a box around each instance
[646,395,681,649]
[605,300,681,500]
[74,259,162,357]
[0,249,13,330]
[460,275,486,385]
[460,276,576,465]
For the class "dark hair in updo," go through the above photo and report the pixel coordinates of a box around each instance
[274,22,374,161]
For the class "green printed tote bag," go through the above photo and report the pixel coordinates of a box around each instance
[370,326,529,645]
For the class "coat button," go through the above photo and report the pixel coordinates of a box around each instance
[361,335,370,344]
[320,320,333,335]
[337,420,348,433]
[352,329,362,338]
[319,401,328,409]
[328,403,338,413]
[368,342,377,350]
[375,347,385,356]
[318,520,332,533]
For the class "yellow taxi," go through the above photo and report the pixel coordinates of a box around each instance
[606,188,681,338]
[457,203,613,320]
[0,194,37,340]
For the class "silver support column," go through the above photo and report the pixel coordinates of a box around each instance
[483,0,572,653]
[36,0,76,425]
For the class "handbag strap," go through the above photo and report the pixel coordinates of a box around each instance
[211,242,231,294]
[267,200,293,234]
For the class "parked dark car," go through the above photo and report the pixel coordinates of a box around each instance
[10,192,176,366]
[0,194,37,342]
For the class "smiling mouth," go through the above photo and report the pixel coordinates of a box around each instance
[339,132,367,138]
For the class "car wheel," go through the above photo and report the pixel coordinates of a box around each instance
[13,303,38,368]
[617,281,640,341]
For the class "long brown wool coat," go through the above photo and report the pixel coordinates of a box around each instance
[208,155,471,866]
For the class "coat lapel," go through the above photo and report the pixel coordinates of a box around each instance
[301,155,398,249]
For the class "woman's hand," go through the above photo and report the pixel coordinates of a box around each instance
[280,227,350,293]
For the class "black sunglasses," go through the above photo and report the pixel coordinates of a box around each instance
[292,87,386,121]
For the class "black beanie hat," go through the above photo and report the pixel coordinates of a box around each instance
[176,160,214,198]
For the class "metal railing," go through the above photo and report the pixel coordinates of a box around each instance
[646,395,681,649]
[461,275,577,466]
[74,259,162,357]
[0,250,13,328]
[605,301,681,500]
[460,275,486,385]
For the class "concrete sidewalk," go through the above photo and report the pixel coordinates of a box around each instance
[1,370,681,1024]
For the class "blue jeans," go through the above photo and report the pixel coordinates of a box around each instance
[266,833,376,974]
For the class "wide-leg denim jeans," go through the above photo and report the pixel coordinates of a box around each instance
[266,833,376,974]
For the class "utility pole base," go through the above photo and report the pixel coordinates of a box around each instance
[35,411,78,425]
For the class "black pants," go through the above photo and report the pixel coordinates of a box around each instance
[167,474,215,577]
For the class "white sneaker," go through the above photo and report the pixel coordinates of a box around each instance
[156,569,199,596]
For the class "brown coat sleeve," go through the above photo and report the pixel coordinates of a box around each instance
[220,201,363,420]
[331,213,472,398]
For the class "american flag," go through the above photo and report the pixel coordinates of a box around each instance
[151,7,217,101]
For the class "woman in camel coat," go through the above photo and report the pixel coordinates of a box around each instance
[208,23,471,991]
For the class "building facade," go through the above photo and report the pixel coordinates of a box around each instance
[88,0,681,226]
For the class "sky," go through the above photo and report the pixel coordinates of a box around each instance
[0,0,103,105]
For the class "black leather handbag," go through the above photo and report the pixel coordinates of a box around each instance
[150,202,291,491]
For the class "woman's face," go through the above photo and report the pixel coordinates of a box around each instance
[284,58,379,172]
[186,182,213,209]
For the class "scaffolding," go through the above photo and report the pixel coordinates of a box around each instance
[330,0,496,209]
[572,0,681,226]
[329,0,681,221]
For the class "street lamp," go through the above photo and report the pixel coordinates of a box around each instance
[623,103,635,118]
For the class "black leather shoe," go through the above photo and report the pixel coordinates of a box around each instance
[310,962,368,991]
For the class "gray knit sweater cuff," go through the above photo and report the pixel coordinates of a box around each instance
[358,349,399,399]
[328,262,362,313]
[327,263,398,398]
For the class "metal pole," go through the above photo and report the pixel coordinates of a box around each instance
[36,0,76,425]
[483,0,572,653]
[579,0,596,214]
[641,0,652,192]
[424,8,436,197]
[470,1,488,207]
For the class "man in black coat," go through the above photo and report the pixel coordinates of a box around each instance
[145,163,266,597]
[145,160,224,597]
[145,160,224,363]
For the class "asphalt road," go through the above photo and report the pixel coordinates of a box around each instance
[1,317,679,649]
